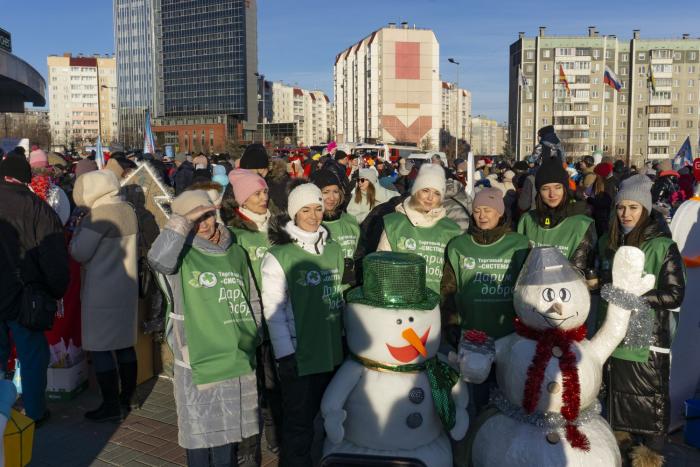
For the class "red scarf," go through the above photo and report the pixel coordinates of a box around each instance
[514,318,590,451]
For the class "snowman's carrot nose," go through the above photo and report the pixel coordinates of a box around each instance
[402,327,427,357]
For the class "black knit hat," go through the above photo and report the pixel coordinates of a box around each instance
[535,156,569,190]
[334,150,348,161]
[0,155,32,184]
[311,168,342,190]
[240,143,269,169]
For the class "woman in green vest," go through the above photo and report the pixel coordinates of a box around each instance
[225,168,283,456]
[598,174,685,465]
[261,182,346,467]
[312,168,360,283]
[148,189,262,467]
[377,163,461,294]
[517,155,596,276]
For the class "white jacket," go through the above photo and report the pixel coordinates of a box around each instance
[260,221,330,360]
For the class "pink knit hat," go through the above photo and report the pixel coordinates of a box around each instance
[29,149,49,168]
[473,187,505,216]
[228,169,268,205]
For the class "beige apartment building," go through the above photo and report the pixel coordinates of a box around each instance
[334,22,441,150]
[48,54,117,148]
[441,82,472,148]
[471,116,508,156]
[509,27,700,166]
[268,81,331,146]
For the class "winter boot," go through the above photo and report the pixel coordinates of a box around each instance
[629,444,664,467]
[85,369,121,422]
[118,361,139,414]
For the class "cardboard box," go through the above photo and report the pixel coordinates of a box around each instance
[46,359,88,401]
[4,409,34,466]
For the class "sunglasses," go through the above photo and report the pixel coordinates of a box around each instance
[359,178,368,183]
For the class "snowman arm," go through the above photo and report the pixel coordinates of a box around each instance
[589,302,632,364]
[320,360,364,416]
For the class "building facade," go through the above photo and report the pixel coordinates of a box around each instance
[265,81,331,146]
[334,22,441,150]
[470,116,508,156]
[441,82,471,150]
[0,27,46,113]
[510,27,700,166]
[48,54,117,148]
[1,110,51,148]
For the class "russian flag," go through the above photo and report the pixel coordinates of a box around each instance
[604,65,622,92]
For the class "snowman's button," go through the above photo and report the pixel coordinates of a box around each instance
[406,412,423,429]
[547,382,561,394]
[408,388,425,404]
[546,432,560,444]
[552,346,563,358]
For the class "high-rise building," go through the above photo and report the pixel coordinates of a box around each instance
[266,81,331,146]
[441,82,471,149]
[470,116,508,156]
[510,27,700,166]
[114,0,258,151]
[47,54,117,148]
[334,22,441,150]
[0,27,46,113]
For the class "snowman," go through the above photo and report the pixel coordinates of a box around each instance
[459,246,654,467]
[321,252,469,467]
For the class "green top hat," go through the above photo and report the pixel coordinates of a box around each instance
[346,252,439,310]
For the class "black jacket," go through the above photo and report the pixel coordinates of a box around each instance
[601,211,685,435]
[0,181,70,315]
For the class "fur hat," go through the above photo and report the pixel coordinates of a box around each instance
[240,144,269,169]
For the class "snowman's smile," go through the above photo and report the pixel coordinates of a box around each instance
[386,327,431,363]
[533,307,578,328]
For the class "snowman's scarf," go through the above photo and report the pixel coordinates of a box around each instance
[514,318,590,451]
[350,354,459,432]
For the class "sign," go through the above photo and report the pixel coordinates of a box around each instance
[121,162,174,229]
[0,28,11,53]
[694,158,700,183]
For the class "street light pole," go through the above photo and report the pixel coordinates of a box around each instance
[448,58,460,159]
[255,72,265,147]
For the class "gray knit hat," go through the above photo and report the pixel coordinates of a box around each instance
[616,174,653,213]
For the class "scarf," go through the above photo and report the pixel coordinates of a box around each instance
[237,206,270,232]
[467,220,509,245]
[397,199,447,228]
[514,318,590,451]
[350,354,459,432]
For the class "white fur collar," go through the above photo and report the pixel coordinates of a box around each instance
[284,220,328,254]
[396,198,446,228]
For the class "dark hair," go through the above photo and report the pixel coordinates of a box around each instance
[608,206,650,251]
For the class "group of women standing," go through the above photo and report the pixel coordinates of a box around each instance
[141,153,684,466]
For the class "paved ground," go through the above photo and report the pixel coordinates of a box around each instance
[26,375,700,466]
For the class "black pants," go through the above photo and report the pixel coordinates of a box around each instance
[186,443,238,467]
[259,341,283,448]
[279,370,333,467]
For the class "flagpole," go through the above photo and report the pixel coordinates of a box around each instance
[516,79,521,160]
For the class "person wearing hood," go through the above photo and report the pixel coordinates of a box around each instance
[69,170,139,421]
[517,155,596,277]
[173,152,195,195]
[597,174,685,467]
[651,158,686,220]
[376,164,461,293]
[28,149,71,225]
[346,167,399,224]
[260,183,346,467]
[148,189,262,466]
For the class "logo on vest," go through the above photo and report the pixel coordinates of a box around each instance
[461,256,476,270]
[296,270,322,286]
[255,246,267,259]
[187,271,218,288]
[399,236,417,251]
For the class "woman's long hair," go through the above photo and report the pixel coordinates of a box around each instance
[355,181,376,208]
[608,206,650,250]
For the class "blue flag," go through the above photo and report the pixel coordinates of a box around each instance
[143,110,156,154]
[95,136,105,169]
[672,136,693,170]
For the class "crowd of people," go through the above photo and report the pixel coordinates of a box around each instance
[0,123,693,466]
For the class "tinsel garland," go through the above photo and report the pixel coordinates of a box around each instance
[601,283,654,349]
[30,175,51,201]
[514,318,590,451]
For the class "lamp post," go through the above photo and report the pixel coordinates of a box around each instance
[254,72,265,146]
[448,58,460,159]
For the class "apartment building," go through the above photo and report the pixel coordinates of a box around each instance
[441,82,472,148]
[471,116,508,156]
[509,27,700,166]
[267,81,331,146]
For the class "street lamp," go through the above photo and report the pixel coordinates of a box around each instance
[254,72,265,146]
[448,58,460,159]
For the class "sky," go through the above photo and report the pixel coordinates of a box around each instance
[3,0,700,122]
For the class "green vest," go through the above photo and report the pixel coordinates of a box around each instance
[447,233,530,338]
[180,244,260,386]
[323,213,360,260]
[268,240,345,376]
[517,212,592,260]
[230,227,269,292]
[597,234,675,362]
[383,212,461,293]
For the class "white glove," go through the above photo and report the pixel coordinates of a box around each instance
[611,246,655,296]
[449,350,493,384]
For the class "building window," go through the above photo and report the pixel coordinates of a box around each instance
[593,50,600,59]
[542,118,548,125]
[526,51,534,60]
[689,79,696,87]
[621,68,627,75]
[620,94,627,103]
[674,52,682,60]
[543,63,549,71]
[690,52,698,61]
[688,120,695,128]
[638,53,645,61]
[542,91,549,98]
[605,50,612,59]
[543,104,549,112]
[621,53,628,62]
[688,106,695,114]
[543,49,551,58]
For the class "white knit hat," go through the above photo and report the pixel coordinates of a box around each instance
[358,168,378,185]
[411,164,446,197]
[287,183,323,219]
[171,190,214,217]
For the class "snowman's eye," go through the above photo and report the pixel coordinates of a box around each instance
[409,317,414,323]
[559,288,571,302]
[542,288,556,302]
[396,319,403,325]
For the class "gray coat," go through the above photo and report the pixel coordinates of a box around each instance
[148,215,261,449]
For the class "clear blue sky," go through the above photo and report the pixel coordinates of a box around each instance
[3,0,698,122]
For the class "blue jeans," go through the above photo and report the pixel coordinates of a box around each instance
[91,347,137,373]
[186,443,238,467]
[0,320,49,421]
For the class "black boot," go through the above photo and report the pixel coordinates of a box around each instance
[85,369,121,422]
[118,361,139,414]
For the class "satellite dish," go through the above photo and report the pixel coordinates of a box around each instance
[284,136,292,145]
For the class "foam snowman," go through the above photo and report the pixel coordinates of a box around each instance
[460,246,654,467]
[321,252,469,467]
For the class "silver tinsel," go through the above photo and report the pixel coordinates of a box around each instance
[459,335,496,356]
[601,284,654,349]
[490,389,602,430]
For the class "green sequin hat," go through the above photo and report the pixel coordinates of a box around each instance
[346,252,439,310]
